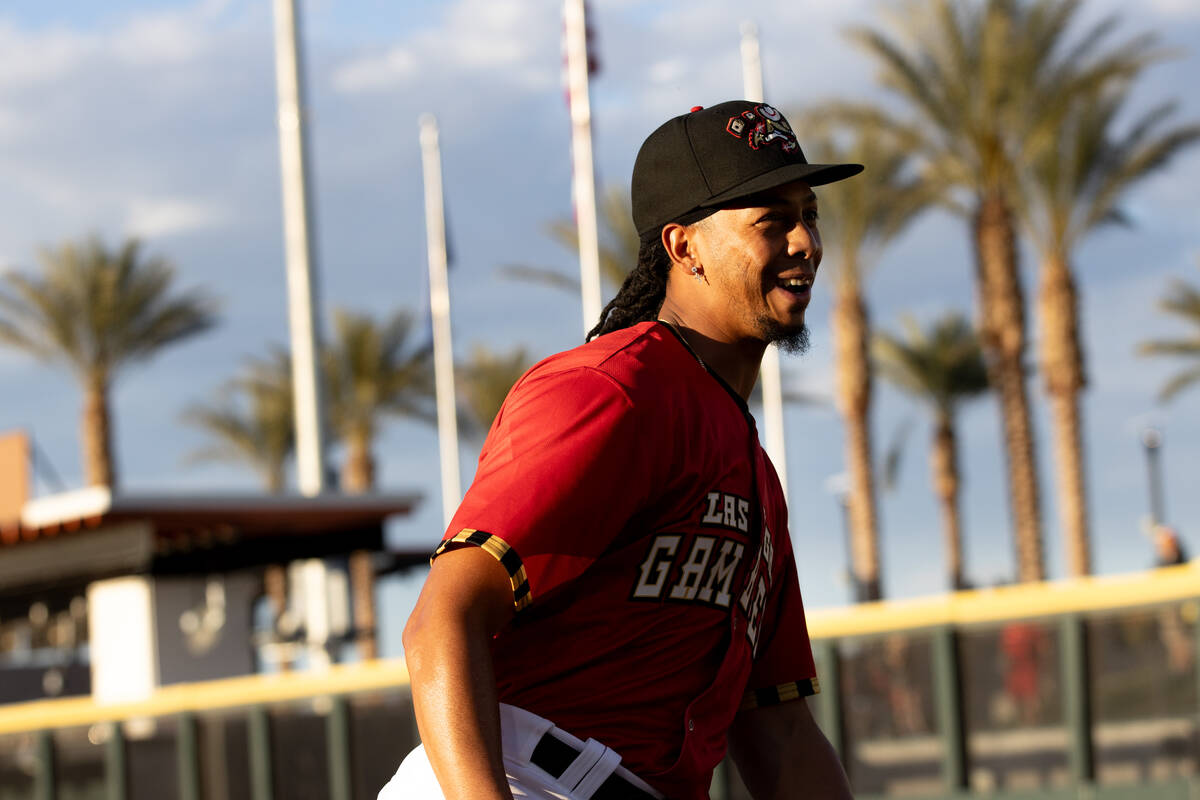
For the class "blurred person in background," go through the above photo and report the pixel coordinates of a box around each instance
[1153,524,1188,567]
[1150,525,1194,676]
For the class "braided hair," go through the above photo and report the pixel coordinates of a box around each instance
[585,235,673,341]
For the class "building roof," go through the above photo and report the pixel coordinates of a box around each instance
[1,486,421,547]
[0,487,430,594]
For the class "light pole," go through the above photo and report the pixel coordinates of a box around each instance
[1141,426,1166,527]
[824,472,860,603]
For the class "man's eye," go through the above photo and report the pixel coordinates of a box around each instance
[803,209,820,223]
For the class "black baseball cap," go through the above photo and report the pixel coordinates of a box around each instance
[631,100,863,239]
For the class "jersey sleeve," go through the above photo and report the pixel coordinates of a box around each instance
[740,539,819,710]
[433,366,656,613]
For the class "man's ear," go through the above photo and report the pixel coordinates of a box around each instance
[662,222,696,270]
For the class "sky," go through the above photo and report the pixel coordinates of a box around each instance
[1,0,1198,660]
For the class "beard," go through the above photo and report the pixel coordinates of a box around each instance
[755,317,811,354]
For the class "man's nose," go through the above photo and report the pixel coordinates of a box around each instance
[788,222,820,262]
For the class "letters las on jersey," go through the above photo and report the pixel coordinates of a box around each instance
[630,489,777,655]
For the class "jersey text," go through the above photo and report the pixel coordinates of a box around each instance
[632,534,745,609]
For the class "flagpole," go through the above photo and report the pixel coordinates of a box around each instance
[419,114,463,529]
[271,0,328,496]
[564,0,603,336]
[740,20,789,506]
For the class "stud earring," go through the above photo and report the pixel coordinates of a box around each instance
[691,266,703,283]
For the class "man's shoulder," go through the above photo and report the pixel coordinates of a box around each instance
[527,321,686,389]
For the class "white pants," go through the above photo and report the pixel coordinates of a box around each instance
[377,703,662,799]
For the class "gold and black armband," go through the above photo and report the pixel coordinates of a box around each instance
[739,678,821,711]
[432,529,532,612]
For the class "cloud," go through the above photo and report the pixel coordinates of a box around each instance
[0,21,95,89]
[1145,0,1200,18]
[124,198,226,238]
[331,0,559,95]
[332,46,419,93]
[0,106,28,140]
[647,58,687,85]
[114,13,210,66]
[0,1,233,91]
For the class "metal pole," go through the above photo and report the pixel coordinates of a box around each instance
[840,495,864,603]
[826,473,860,603]
[1059,615,1095,785]
[272,0,328,496]
[740,21,789,505]
[248,706,274,800]
[813,639,845,763]
[33,729,54,800]
[105,722,127,800]
[177,712,201,800]
[420,114,463,528]
[326,696,352,800]
[932,627,968,791]
[564,0,604,335]
[1142,427,1166,526]
[739,21,765,103]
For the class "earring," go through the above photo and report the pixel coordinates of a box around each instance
[691,266,703,283]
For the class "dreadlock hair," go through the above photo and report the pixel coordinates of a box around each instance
[586,235,673,342]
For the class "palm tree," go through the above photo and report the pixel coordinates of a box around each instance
[323,308,435,494]
[182,347,294,492]
[323,308,435,662]
[1025,85,1200,577]
[1140,268,1200,401]
[501,185,639,295]
[458,344,533,437]
[801,120,938,601]
[0,235,218,489]
[874,314,990,591]
[849,0,1159,582]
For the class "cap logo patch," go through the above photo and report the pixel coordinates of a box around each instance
[724,104,798,153]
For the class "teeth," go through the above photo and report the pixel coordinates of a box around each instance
[782,278,810,289]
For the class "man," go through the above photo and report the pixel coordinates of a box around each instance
[1152,524,1188,567]
[381,100,861,800]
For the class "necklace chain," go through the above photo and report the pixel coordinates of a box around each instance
[657,319,707,371]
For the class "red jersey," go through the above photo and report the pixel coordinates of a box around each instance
[433,321,817,799]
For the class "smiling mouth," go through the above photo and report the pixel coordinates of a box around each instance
[778,277,812,297]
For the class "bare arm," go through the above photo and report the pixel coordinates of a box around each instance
[727,697,853,800]
[402,547,516,800]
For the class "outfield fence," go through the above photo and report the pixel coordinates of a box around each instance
[1,562,1198,799]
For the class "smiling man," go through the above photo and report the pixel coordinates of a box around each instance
[382,101,862,800]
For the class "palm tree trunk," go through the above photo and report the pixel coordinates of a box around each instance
[832,277,882,601]
[1038,253,1090,576]
[340,428,375,494]
[974,192,1045,583]
[340,428,379,659]
[82,370,116,488]
[349,549,378,661]
[931,411,966,591]
[264,466,285,494]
